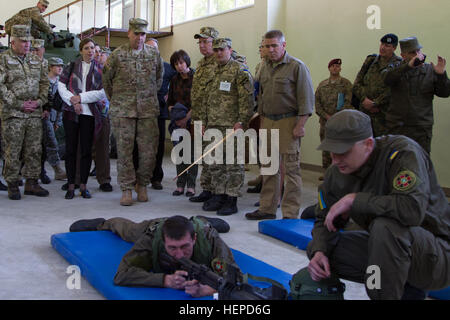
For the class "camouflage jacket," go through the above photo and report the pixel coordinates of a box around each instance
[203,59,254,128]
[0,49,49,120]
[353,54,402,113]
[5,7,53,38]
[102,43,164,119]
[191,55,216,123]
[315,76,353,125]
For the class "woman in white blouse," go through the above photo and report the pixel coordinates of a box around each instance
[58,38,106,199]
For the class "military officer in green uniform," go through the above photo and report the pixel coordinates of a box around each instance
[102,18,164,206]
[189,27,220,204]
[315,58,353,171]
[5,0,53,40]
[352,33,402,137]
[199,38,254,216]
[0,25,50,200]
[384,37,450,154]
[69,215,237,298]
[304,109,449,300]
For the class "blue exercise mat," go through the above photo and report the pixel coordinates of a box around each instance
[51,231,292,300]
[258,219,314,250]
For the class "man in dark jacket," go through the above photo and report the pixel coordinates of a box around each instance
[306,110,449,300]
[384,36,450,154]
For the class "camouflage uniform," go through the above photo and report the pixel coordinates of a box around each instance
[5,6,53,39]
[0,30,49,185]
[190,27,219,195]
[353,54,402,137]
[315,76,353,168]
[102,22,164,192]
[200,40,254,198]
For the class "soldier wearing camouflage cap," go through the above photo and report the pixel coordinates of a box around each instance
[189,26,220,204]
[306,109,450,300]
[384,37,450,153]
[315,58,353,173]
[0,24,50,200]
[5,1,53,39]
[103,18,164,206]
[199,37,254,216]
[31,38,46,63]
[352,33,401,137]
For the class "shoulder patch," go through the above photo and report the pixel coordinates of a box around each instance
[393,170,417,192]
[389,150,399,161]
[211,258,227,275]
[318,190,327,210]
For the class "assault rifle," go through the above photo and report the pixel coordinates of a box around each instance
[160,252,287,300]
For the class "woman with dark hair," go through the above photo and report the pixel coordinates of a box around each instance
[167,50,197,197]
[58,38,106,199]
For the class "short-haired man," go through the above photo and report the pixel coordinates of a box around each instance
[352,33,401,137]
[69,215,234,298]
[384,37,450,154]
[305,109,450,300]
[102,18,164,206]
[0,25,50,200]
[315,58,353,172]
[246,30,315,220]
[5,0,54,40]
[189,27,220,204]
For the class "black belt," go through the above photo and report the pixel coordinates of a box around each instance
[264,112,298,121]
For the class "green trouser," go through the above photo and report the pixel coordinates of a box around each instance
[309,217,449,300]
[98,217,165,243]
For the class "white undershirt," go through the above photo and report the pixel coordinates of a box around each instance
[58,61,106,116]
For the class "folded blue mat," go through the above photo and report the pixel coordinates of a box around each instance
[258,219,449,300]
[258,219,314,250]
[51,231,292,300]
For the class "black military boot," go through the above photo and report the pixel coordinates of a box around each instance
[0,180,7,191]
[70,218,106,232]
[217,196,238,216]
[7,181,21,200]
[196,216,230,233]
[189,190,212,203]
[300,204,317,220]
[40,168,51,184]
[202,194,227,212]
[24,179,49,197]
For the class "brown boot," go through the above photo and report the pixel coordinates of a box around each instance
[120,190,133,206]
[248,175,262,187]
[24,179,49,197]
[52,165,67,181]
[136,185,148,202]
[7,181,21,200]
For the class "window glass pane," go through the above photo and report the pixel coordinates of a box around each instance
[236,0,253,7]
[173,0,186,24]
[190,0,208,19]
[211,0,235,13]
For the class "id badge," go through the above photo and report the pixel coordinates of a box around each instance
[220,81,231,92]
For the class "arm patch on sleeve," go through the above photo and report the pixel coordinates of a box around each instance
[393,170,417,192]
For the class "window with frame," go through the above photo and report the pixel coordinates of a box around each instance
[159,0,254,28]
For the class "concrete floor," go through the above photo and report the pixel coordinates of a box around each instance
[0,157,369,300]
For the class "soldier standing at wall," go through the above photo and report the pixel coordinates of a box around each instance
[315,58,353,174]
[0,25,50,200]
[102,18,163,206]
[352,34,401,137]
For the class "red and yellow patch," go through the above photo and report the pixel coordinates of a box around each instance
[393,171,417,192]
[211,258,226,275]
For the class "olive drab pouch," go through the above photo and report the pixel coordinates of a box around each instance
[289,267,345,300]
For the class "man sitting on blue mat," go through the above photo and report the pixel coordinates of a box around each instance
[70,215,239,298]
[303,110,449,300]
